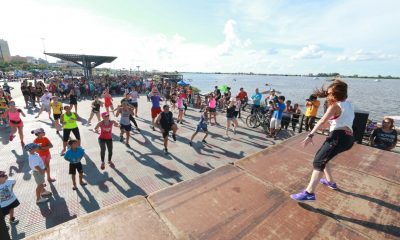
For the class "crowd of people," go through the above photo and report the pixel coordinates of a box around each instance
[0,76,398,229]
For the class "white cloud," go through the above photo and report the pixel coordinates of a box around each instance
[216,19,251,56]
[337,49,399,62]
[291,44,324,59]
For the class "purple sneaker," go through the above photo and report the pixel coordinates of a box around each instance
[290,190,316,201]
[320,178,338,190]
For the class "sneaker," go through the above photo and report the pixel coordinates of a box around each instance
[164,148,168,154]
[290,190,316,202]
[320,178,338,190]
[202,140,208,144]
[126,143,130,148]
[119,136,123,142]
[56,130,59,134]
[152,126,156,131]
[9,217,19,225]
[172,134,176,141]
[136,128,141,132]
[41,190,52,197]
[189,141,192,146]
[36,197,49,204]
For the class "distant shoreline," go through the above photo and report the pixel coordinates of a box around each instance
[181,72,400,80]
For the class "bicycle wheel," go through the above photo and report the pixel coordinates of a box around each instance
[262,118,271,133]
[246,114,259,128]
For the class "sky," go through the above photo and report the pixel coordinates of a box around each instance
[1,0,400,76]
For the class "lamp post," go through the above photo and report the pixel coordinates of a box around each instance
[40,37,48,62]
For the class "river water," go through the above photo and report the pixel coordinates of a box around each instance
[183,73,400,122]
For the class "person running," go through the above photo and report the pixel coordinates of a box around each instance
[95,112,119,170]
[128,86,139,117]
[32,128,55,182]
[60,105,82,156]
[0,171,20,225]
[225,99,238,136]
[103,89,114,115]
[4,101,26,146]
[116,100,134,147]
[50,96,63,134]
[63,140,87,190]
[87,95,103,125]
[149,88,162,131]
[290,80,354,202]
[189,107,209,146]
[68,88,78,113]
[35,89,52,119]
[25,143,52,204]
[156,105,178,154]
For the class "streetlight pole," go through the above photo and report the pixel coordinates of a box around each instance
[40,38,48,62]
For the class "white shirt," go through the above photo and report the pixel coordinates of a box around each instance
[329,101,355,132]
[29,153,45,171]
[129,91,139,103]
[40,93,52,105]
[0,179,17,207]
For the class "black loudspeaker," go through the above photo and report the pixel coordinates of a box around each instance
[352,110,369,144]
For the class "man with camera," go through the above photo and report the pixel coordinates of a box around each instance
[304,94,320,131]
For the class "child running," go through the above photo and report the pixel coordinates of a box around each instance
[63,140,87,190]
[4,101,26,146]
[32,128,55,182]
[25,143,52,204]
[95,112,119,170]
[189,107,209,146]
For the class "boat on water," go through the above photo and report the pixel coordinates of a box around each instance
[375,79,381,82]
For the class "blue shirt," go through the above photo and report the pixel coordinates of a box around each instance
[273,103,286,120]
[150,95,161,108]
[251,93,262,106]
[64,147,85,164]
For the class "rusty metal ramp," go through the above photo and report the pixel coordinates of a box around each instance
[27,134,400,240]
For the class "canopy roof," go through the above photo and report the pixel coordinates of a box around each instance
[45,53,117,68]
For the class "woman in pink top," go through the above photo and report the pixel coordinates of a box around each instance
[4,101,26,146]
[208,93,217,125]
[94,112,119,170]
[176,91,185,124]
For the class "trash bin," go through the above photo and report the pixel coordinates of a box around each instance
[352,110,369,144]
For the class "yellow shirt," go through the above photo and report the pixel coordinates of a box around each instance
[0,97,8,109]
[51,102,63,114]
[305,100,320,117]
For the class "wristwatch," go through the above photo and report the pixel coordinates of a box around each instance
[307,133,314,138]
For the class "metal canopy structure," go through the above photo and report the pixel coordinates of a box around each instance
[45,52,117,79]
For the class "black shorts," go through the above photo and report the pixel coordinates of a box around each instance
[63,127,81,142]
[53,114,61,120]
[209,108,216,113]
[1,199,20,216]
[120,124,132,132]
[69,162,83,174]
[313,130,354,171]
[162,129,171,138]
[129,102,138,108]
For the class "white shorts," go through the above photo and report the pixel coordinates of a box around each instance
[270,118,281,129]
[42,104,50,112]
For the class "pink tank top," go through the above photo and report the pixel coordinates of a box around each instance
[8,110,21,121]
[99,121,113,140]
[209,98,216,108]
[177,97,183,108]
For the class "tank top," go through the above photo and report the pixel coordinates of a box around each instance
[160,112,173,129]
[8,110,21,121]
[329,101,354,132]
[209,98,216,108]
[119,109,130,125]
[92,101,101,112]
[104,95,112,105]
[63,112,78,129]
[99,121,113,140]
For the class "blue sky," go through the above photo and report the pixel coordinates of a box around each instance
[1,0,400,76]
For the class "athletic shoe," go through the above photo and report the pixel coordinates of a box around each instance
[36,197,49,204]
[290,190,316,202]
[172,134,176,141]
[320,178,338,190]
[41,190,52,197]
[126,143,130,148]
[189,141,192,146]
[152,126,156,131]
[202,140,208,144]
[9,217,19,225]
[56,131,59,134]
[164,148,168,154]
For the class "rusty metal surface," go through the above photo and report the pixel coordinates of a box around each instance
[26,196,176,240]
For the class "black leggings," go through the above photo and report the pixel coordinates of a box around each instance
[129,115,138,128]
[99,138,113,162]
[313,130,354,171]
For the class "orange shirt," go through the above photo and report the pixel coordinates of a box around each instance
[237,91,248,100]
[34,137,51,156]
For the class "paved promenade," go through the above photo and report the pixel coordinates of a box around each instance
[1,83,296,239]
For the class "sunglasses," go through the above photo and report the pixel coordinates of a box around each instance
[103,115,109,117]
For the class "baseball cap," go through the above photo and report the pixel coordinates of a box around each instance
[101,112,109,117]
[24,143,40,152]
[31,128,45,134]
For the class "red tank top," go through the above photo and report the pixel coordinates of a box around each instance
[99,121,113,140]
